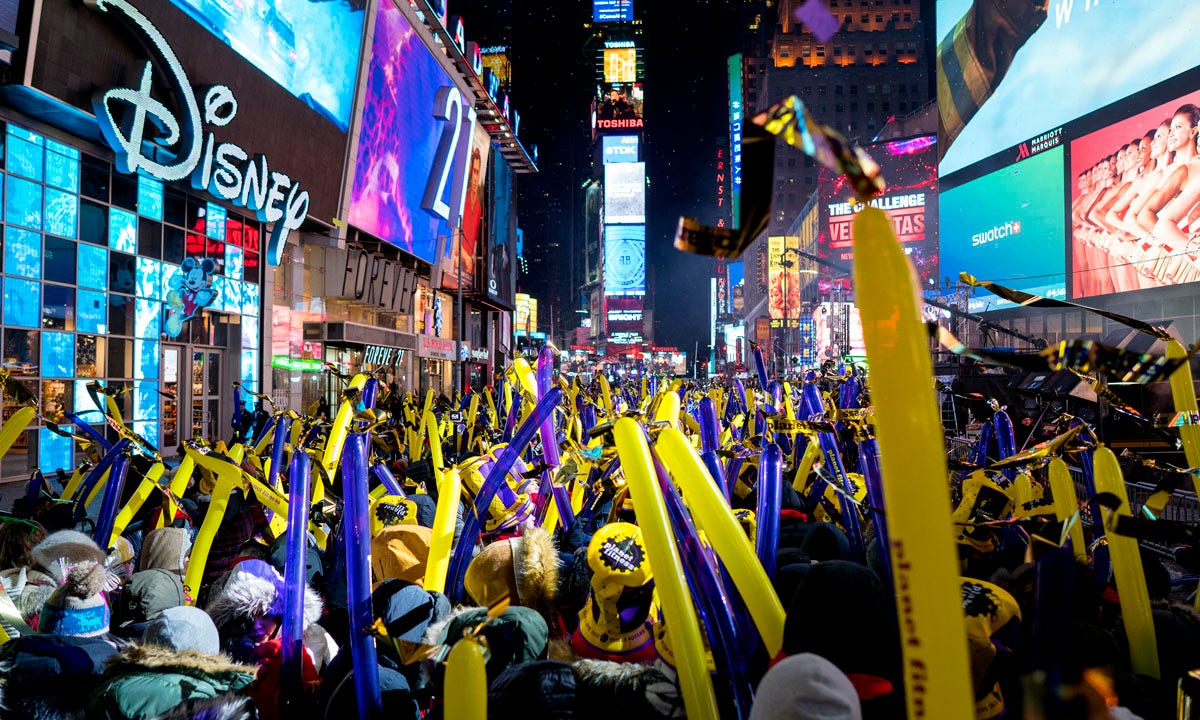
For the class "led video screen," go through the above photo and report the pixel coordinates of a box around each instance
[348,0,463,264]
[937,2,1200,177]
[597,83,643,122]
[603,225,646,296]
[1070,88,1200,298]
[166,0,365,131]
[940,146,1067,312]
[767,235,800,325]
[603,48,637,83]
[818,135,939,288]
[604,162,645,224]
[593,0,633,23]
[602,135,639,164]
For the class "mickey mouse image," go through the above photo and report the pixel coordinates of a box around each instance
[164,257,218,337]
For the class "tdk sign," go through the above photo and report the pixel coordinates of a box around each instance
[602,135,639,164]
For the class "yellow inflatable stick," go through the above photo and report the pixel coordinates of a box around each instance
[1092,446,1159,678]
[1048,458,1086,562]
[425,467,462,594]
[0,406,35,460]
[657,427,785,656]
[320,374,369,500]
[62,464,102,502]
[159,454,196,529]
[111,461,166,540]
[598,374,614,416]
[183,444,246,604]
[791,441,821,492]
[445,637,487,720]
[1168,340,1200,493]
[854,206,975,718]
[613,418,718,719]
[653,391,681,427]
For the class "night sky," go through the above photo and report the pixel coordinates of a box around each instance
[458,0,744,350]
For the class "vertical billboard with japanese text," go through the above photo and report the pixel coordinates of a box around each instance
[818,135,938,289]
[166,0,366,131]
[348,1,470,265]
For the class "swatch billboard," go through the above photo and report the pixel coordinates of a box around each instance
[166,0,365,131]
[348,0,469,265]
[937,2,1200,177]
[940,146,1067,312]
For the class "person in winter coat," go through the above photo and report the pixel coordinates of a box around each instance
[464,523,561,633]
[0,560,123,719]
[88,606,257,720]
[321,579,451,718]
[138,527,192,579]
[487,657,684,720]
[205,559,338,671]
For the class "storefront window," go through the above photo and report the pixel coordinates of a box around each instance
[0,121,264,477]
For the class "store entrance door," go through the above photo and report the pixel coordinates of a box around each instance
[191,349,223,443]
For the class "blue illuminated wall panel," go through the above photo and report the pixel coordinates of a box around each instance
[7,126,43,181]
[78,244,108,289]
[44,188,78,238]
[138,176,163,221]
[6,175,43,230]
[3,278,40,327]
[136,257,163,299]
[41,331,75,377]
[38,428,74,472]
[109,208,137,253]
[45,140,80,192]
[135,298,162,339]
[206,203,227,242]
[4,227,41,278]
[134,380,158,422]
[78,289,107,334]
[75,379,104,417]
[135,339,160,380]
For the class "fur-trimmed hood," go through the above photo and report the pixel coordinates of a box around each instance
[104,643,257,677]
[515,524,560,626]
[205,571,323,631]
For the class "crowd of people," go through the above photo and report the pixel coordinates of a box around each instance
[0,369,1196,720]
[1072,103,1200,296]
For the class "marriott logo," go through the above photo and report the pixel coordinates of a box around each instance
[971,220,1021,247]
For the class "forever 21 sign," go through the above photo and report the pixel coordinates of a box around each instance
[330,246,419,315]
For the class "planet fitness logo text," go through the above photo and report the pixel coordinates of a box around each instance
[85,0,309,267]
[970,220,1022,247]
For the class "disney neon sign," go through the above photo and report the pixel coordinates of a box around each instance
[85,0,308,267]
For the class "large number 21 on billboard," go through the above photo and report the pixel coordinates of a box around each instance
[348,1,478,265]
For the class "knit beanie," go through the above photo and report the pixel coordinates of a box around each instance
[749,653,863,720]
[370,525,433,587]
[138,527,193,577]
[144,605,221,655]
[31,529,105,581]
[40,560,111,637]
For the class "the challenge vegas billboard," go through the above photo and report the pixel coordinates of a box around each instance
[817,135,938,289]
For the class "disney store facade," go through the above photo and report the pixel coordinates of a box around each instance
[0,0,354,479]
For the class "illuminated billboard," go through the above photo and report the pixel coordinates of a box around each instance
[767,235,801,327]
[606,296,643,345]
[813,303,866,361]
[602,135,640,164]
[597,83,644,123]
[593,0,634,23]
[818,135,938,288]
[603,225,646,296]
[348,1,468,264]
[1070,88,1200,298]
[604,162,645,224]
[447,124,492,292]
[166,0,365,131]
[940,146,1067,312]
[937,2,1200,176]
[603,48,638,83]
